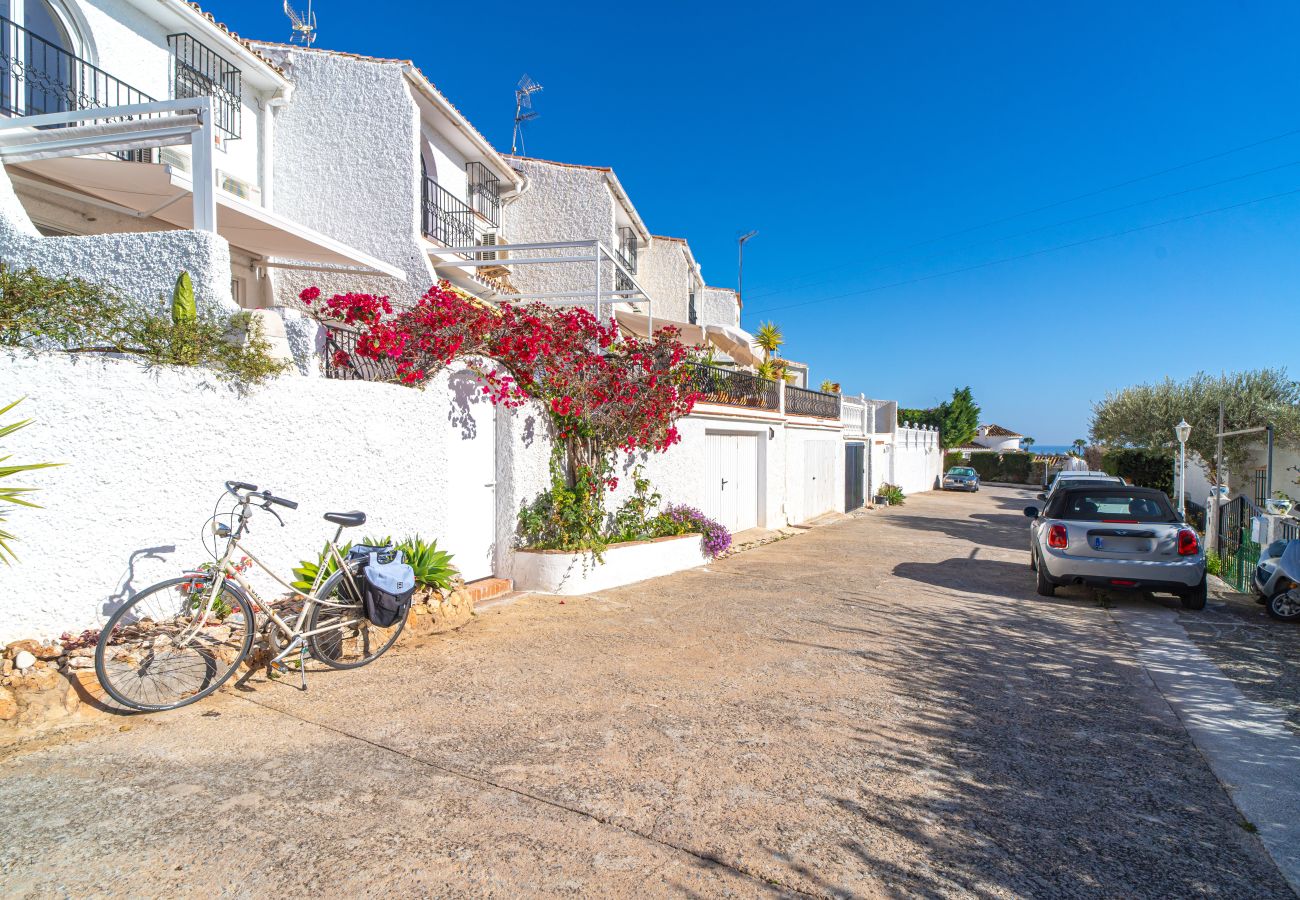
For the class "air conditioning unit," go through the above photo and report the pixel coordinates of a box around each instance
[160,146,191,173]
[218,170,261,204]
[477,232,506,262]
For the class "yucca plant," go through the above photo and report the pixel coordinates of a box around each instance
[0,398,60,563]
[399,536,457,591]
[754,321,784,361]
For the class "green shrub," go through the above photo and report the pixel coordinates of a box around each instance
[944,451,965,471]
[517,448,609,557]
[968,452,1001,481]
[1205,549,1222,577]
[0,264,287,385]
[1101,447,1174,495]
[877,483,905,506]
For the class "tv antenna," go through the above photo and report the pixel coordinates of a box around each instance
[512,74,543,155]
[284,0,317,46]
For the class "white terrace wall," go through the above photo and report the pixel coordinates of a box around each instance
[698,286,740,329]
[890,425,943,495]
[0,164,235,313]
[0,351,515,644]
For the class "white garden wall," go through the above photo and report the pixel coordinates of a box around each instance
[889,426,943,495]
[0,351,516,643]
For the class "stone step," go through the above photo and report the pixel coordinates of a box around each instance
[461,576,513,606]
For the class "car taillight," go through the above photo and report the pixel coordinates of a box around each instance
[1178,529,1200,556]
[1048,524,1068,549]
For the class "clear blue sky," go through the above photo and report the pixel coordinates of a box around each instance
[224,1,1300,444]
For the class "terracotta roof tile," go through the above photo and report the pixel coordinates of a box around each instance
[980,424,1023,437]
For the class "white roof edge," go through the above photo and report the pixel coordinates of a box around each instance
[602,170,651,244]
[400,65,522,191]
[154,1,289,93]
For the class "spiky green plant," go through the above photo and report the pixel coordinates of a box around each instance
[398,536,457,590]
[754,321,783,361]
[290,540,353,592]
[0,399,60,563]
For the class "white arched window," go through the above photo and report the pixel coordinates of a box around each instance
[2,0,90,115]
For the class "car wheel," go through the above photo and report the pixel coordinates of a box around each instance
[1266,590,1300,622]
[1180,577,1208,611]
[1035,554,1056,597]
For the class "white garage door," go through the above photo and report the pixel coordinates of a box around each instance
[802,440,837,521]
[704,432,759,533]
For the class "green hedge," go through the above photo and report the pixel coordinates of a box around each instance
[1100,447,1174,495]
[968,451,1040,484]
[944,451,965,471]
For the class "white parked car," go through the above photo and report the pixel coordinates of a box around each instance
[1025,484,1206,608]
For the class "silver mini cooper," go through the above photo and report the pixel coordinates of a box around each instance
[1025,485,1206,609]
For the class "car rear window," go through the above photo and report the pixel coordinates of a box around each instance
[1052,491,1176,522]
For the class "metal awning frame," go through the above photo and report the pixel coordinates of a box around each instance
[428,238,655,331]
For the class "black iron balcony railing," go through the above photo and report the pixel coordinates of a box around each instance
[786,384,842,419]
[422,176,476,249]
[324,327,397,382]
[682,362,779,411]
[0,15,155,120]
[168,34,241,140]
[466,161,500,226]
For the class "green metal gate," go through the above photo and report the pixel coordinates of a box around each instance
[1215,495,1262,593]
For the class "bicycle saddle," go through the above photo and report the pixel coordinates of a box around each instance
[324,510,366,527]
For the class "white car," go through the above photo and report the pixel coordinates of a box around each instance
[1025,484,1206,608]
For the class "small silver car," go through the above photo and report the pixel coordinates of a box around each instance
[1251,540,1300,621]
[1025,485,1206,608]
[942,466,980,492]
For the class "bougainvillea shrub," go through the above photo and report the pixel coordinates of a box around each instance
[302,282,705,554]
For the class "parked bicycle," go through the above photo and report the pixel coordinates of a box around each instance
[95,481,414,712]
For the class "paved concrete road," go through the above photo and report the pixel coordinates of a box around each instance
[1,486,1291,897]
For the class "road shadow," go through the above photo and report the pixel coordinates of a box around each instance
[886,510,1031,552]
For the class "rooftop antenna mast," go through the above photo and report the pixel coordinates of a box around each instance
[284,0,317,47]
[512,74,542,155]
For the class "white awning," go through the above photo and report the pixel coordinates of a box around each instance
[704,323,764,368]
[614,309,707,345]
[11,157,406,280]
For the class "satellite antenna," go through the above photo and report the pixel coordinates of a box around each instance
[284,0,317,46]
[512,74,542,155]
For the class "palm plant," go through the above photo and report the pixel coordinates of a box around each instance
[755,321,783,362]
[1072,438,1087,454]
[0,398,59,563]
[1022,437,1036,451]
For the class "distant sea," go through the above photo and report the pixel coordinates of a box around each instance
[1030,445,1076,455]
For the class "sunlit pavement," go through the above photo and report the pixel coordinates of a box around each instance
[0,486,1292,897]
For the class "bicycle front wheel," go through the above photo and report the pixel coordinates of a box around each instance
[306,565,406,669]
[95,576,255,712]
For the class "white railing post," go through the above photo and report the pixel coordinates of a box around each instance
[191,96,217,233]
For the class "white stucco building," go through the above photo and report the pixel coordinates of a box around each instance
[973,424,1024,452]
[0,0,402,314]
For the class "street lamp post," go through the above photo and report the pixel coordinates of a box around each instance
[737,230,758,322]
[1175,419,1191,516]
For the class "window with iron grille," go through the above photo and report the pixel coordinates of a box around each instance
[167,33,241,139]
[466,161,501,226]
[688,291,697,324]
[616,225,638,274]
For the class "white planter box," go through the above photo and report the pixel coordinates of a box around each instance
[511,534,709,595]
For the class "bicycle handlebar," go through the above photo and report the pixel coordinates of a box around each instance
[225,480,298,511]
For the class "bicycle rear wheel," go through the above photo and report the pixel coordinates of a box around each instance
[95,576,254,712]
[306,565,406,669]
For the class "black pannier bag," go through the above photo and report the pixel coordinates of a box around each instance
[359,551,416,627]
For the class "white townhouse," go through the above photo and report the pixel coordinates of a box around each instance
[0,0,401,313]
[245,41,524,309]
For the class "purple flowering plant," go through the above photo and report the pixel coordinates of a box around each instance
[659,504,732,558]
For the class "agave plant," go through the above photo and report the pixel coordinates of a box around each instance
[399,536,457,590]
[0,398,60,563]
[290,540,353,592]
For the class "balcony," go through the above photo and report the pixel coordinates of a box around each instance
[786,385,842,419]
[0,15,155,120]
[466,161,500,226]
[167,34,241,140]
[614,225,637,293]
[421,176,476,248]
[682,362,779,411]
